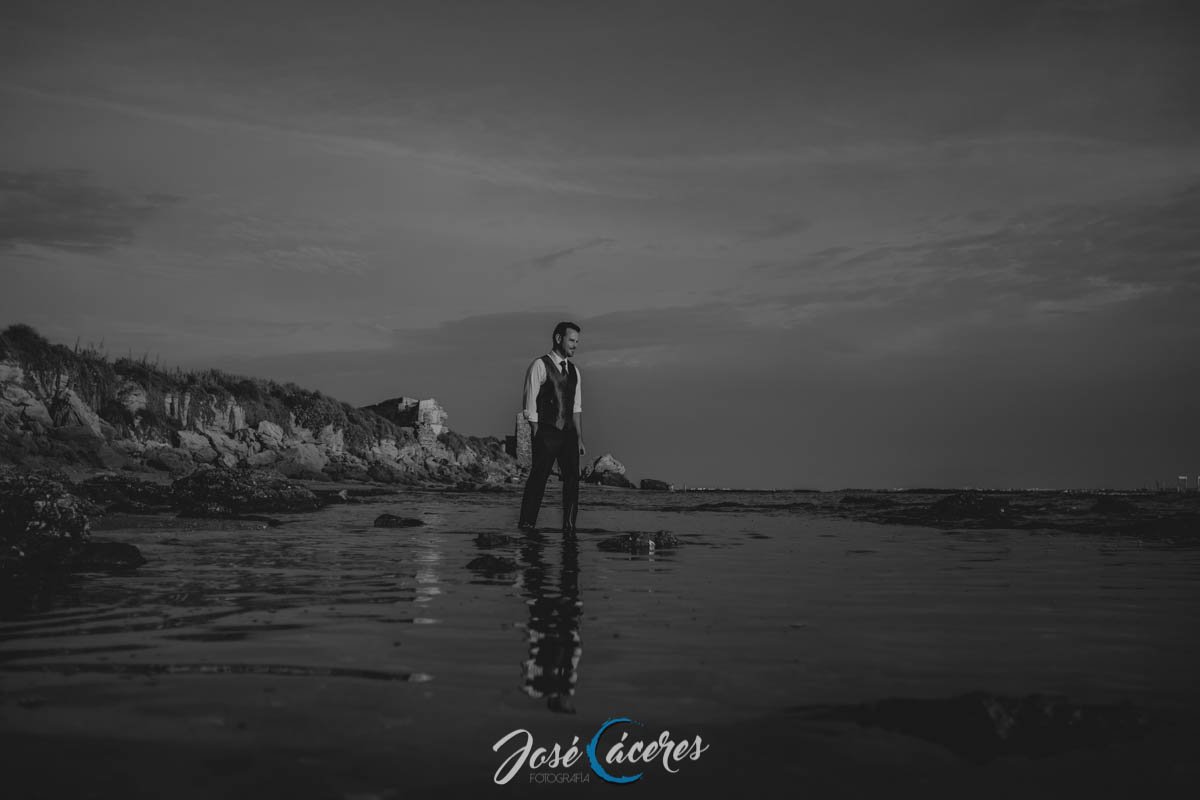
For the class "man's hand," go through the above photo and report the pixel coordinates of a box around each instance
[578,440,587,457]
[529,422,538,438]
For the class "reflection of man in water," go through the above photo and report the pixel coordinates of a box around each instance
[518,322,586,533]
[520,530,582,713]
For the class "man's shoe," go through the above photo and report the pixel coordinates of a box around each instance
[547,694,576,714]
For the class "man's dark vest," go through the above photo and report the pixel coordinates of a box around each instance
[536,355,577,431]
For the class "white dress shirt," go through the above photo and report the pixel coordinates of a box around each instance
[523,352,582,422]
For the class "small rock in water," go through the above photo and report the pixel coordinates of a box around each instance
[466,554,518,573]
[373,513,425,528]
[474,532,516,548]
[597,530,680,553]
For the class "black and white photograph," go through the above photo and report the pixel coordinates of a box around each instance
[2,1,1199,796]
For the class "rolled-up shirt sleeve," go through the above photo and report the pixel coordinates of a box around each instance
[523,359,543,422]
[574,368,582,413]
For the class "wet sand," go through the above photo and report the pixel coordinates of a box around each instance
[3,487,1199,797]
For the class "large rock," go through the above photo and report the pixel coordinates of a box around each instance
[64,388,103,436]
[589,453,626,476]
[640,478,672,491]
[275,443,329,479]
[256,420,285,449]
[367,461,410,484]
[0,467,93,571]
[206,430,250,462]
[246,450,279,467]
[0,363,54,428]
[146,446,195,475]
[171,466,321,515]
[175,430,218,463]
[322,455,372,482]
[582,453,636,487]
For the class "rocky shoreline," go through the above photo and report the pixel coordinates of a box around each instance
[0,325,522,490]
[655,487,1200,545]
[1,325,675,492]
[0,465,408,574]
[828,489,1200,543]
[0,325,685,577]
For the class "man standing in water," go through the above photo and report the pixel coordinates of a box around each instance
[518,322,586,533]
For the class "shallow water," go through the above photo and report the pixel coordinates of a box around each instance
[3,487,1200,796]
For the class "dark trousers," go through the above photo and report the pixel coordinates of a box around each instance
[519,425,580,529]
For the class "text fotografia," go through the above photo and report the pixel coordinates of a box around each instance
[493,717,708,785]
[528,771,591,784]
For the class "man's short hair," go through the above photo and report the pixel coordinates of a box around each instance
[552,321,580,346]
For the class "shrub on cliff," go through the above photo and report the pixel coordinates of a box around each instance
[1,324,120,426]
[344,404,411,451]
[290,386,348,432]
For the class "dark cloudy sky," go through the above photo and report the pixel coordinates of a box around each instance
[2,0,1198,489]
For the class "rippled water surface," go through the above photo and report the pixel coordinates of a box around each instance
[3,487,1200,796]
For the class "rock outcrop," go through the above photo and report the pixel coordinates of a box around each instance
[373,513,425,528]
[0,325,519,486]
[466,554,519,575]
[75,474,174,513]
[0,466,145,573]
[582,453,637,488]
[172,466,322,516]
[597,530,680,553]
[588,453,626,476]
[0,467,92,570]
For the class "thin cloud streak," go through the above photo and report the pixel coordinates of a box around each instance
[0,84,623,197]
[511,237,615,271]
